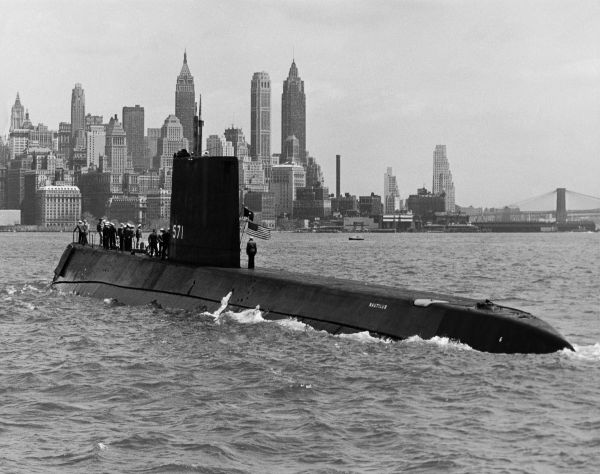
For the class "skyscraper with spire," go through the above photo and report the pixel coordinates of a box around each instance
[175,51,196,144]
[71,83,85,139]
[432,145,456,212]
[250,71,271,164]
[281,59,306,165]
[10,93,25,132]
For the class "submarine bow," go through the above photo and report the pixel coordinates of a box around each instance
[52,152,574,354]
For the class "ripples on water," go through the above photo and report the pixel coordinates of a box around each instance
[0,232,598,473]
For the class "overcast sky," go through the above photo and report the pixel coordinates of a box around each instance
[1,0,598,208]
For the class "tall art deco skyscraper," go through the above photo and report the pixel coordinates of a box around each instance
[10,93,25,131]
[71,83,85,139]
[281,60,306,165]
[250,72,271,164]
[175,51,196,144]
[432,145,456,213]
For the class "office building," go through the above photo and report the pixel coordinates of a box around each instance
[10,93,25,132]
[175,51,196,144]
[271,163,306,217]
[122,105,145,172]
[384,167,400,214]
[432,145,456,212]
[250,72,271,164]
[86,125,105,169]
[281,60,306,165]
[71,83,85,139]
[36,185,81,227]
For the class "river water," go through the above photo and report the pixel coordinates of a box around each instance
[1,232,598,473]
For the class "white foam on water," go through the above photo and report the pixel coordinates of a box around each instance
[404,335,474,351]
[200,291,233,323]
[337,330,392,344]
[276,317,312,332]
[224,306,265,324]
[97,442,107,451]
[564,342,600,361]
[5,286,17,295]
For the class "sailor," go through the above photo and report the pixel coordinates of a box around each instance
[74,220,83,244]
[97,218,104,247]
[246,238,257,269]
[161,227,171,260]
[117,224,124,251]
[135,224,142,249]
[148,229,158,257]
[109,222,117,249]
[81,220,89,246]
[157,228,164,256]
[102,221,110,250]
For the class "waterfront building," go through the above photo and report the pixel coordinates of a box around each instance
[6,155,33,209]
[244,191,275,228]
[71,83,85,140]
[250,72,271,165]
[10,93,25,132]
[432,145,456,213]
[281,60,306,165]
[86,125,105,169]
[122,105,145,172]
[406,187,446,221]
[359,193,384,218]
[36,185,81,227]
[293,184,332,220]
[271,163,306,217]
[331,193,359,217]
[175,51,196,144]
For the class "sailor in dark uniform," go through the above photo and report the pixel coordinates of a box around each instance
[246,238,257,269]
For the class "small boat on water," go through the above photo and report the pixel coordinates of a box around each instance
[349,235,364,241]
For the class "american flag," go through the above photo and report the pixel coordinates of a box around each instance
[246,221,271,240]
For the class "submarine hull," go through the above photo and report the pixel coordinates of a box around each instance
[52,244,574,354]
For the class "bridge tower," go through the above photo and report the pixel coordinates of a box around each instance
[556,187,567,224]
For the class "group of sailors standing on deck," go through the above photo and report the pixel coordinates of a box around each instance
[73,219,170,260]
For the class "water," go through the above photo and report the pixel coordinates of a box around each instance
[1,232,599,473]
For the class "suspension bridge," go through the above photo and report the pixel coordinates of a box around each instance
[473,188,600,232]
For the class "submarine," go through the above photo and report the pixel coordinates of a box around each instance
[51,149,574,354]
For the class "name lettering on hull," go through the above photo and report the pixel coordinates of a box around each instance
[369,302,387,310]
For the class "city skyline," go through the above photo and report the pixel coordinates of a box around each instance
[1,0,598,207]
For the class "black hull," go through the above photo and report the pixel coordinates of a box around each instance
[52,245,573,354]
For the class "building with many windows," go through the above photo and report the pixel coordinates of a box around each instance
[383,167,400,214]
[432,144,455,212]
[175,51,196,144]
[250,72,271,164]
[271,163,306,217]
[281,60,306,165]
[71,83,85,140]
[36,185,81,227]
[122,105,145,172]
[10,93,25,132]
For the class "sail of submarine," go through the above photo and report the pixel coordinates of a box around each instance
[52,149,574,354]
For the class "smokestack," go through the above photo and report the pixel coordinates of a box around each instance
[336,154,341,197]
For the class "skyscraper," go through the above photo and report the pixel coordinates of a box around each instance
[122,105,145,172]
[10,93,25,132]
[432,145,456,213]
[250,72,271,163]
[384,167,400,214]
[175,51,196,144]
[281,60,306,165]
[105,115,128,178]
[71,83,85,139]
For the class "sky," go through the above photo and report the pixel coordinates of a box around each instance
[1,0,599,208]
